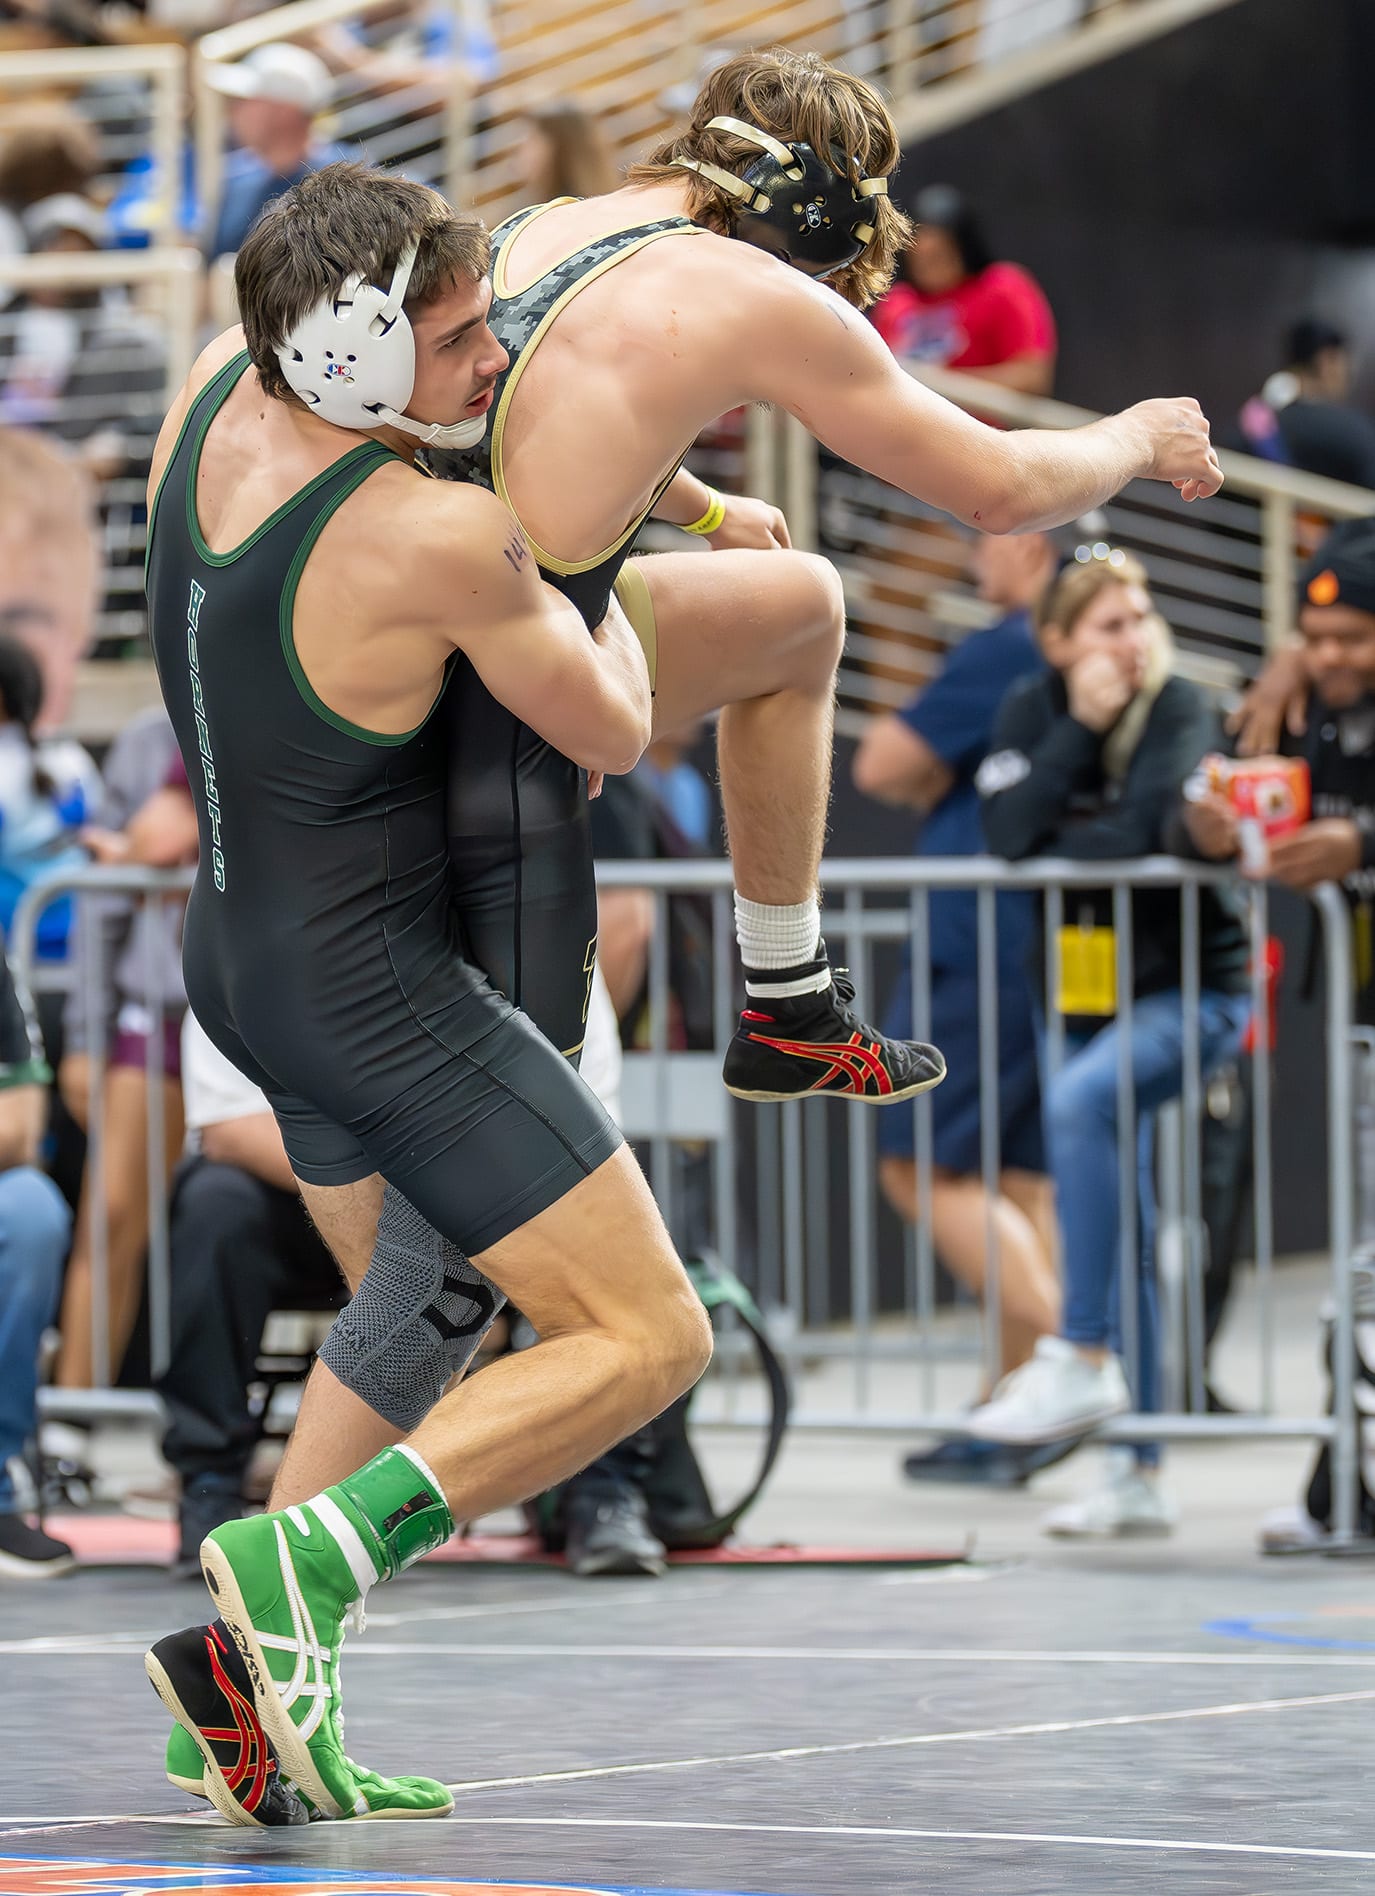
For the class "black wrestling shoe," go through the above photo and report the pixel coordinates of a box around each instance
[723,952,945,1104]
[146,1621,309,1829]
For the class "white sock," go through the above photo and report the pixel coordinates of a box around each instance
[735,894,829,997]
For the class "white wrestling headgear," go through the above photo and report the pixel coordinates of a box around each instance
[276,242,488,450]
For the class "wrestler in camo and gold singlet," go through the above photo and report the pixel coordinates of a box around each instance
[431,203,708,1061]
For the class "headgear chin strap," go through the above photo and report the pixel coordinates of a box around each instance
[277,242,488,451]
[674,114,888,280]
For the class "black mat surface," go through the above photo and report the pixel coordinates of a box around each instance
[3,1552,1374,1893]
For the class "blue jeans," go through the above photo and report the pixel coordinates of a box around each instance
[0,1167,73,1512]
[1043,989,1251,1467]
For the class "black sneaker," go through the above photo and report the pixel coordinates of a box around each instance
[0,1511,75,1578]
[903,1432,1091,1485]
[564,1489,667,1577]
[901,1439,1031,1488]
[173,1477,243,1582]
[724,951,945,1104]
[146,1621,309,1828]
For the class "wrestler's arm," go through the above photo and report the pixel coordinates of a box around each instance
[653,467,790,550]
[424,488,652,775]
[742,276,1222,532]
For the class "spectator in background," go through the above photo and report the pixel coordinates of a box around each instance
[0,634,96,947]
[0,103,99,307]
[513,100,619,205]
[971,552,1250,1535]
[0,193,166,483]
[1180,517,1375,1549]
[203,43,338,262]
[160,1009,344,1578]
[872,183,1057,396]
[54,708,187,1389]
[853,530,1060,1483]
[0,936,75,1576]
[1236,320,1375,491]
[0,426,98,733]
[312,0,496,115]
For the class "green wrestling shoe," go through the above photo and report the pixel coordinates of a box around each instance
[165,1721,206,1799]
[200,1446,455,1821]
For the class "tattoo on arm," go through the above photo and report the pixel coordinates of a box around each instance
[502,527,529,574]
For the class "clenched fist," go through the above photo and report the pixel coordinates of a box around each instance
[1127,396,1224,502]
[1067,649,1135,733]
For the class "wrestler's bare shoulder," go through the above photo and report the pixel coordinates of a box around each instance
[148,327,251,497]
[606,229,869,372]
[349,468,528,617]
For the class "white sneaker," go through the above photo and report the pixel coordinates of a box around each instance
[1258,1502,1330,1556]
[965,1336,1131,1444]
[1042,1452,1177,1538]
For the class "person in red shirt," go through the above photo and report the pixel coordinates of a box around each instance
[873,184,1057,395]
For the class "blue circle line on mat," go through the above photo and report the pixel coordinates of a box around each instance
[0,1858,758,1896]
[1205,1614,1375,1652]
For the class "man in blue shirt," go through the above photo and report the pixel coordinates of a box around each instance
[853,529,1060,1481]
[204,45,343,264]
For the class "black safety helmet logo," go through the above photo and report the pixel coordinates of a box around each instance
[673,115,888,280]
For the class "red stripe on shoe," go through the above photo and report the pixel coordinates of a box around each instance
[744,1029,893,1096]
[204,1628,270,1813]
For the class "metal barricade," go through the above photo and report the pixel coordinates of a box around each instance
[599,855,1364,1544]
[9,854,1363,1541]
[13,863,193,1424]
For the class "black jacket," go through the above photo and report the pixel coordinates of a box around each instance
[979,670,1250,1010]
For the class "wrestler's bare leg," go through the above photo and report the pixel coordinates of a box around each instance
[272,1153,709,1513]
[639,548,845,907]
[268,1176,400,1505]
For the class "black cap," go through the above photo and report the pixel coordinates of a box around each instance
[1286,318,1345,371]
[1299,516,1375,618]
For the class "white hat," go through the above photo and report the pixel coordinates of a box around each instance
[22,193,107,249]
[204,42,332,116]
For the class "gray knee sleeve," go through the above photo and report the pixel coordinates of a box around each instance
[318,1185,505,1430]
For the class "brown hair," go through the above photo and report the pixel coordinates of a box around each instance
[625,47,910,309]
[0,104,99,210]
[524,101,619,203]
[235,162,490,403]
[1035,550,1151,643]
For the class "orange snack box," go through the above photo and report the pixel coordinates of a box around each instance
[1203,755,1311,872]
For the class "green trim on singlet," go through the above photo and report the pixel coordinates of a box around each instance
[145,350,250,574]
[278,450,449,747]
[186,368,391,569]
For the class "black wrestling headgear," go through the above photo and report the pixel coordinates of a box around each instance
[673,115,888,280]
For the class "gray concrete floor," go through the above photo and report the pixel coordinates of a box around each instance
[3,1255,1371,1895]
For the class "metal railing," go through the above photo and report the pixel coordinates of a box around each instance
[0,43,186,242]
[13,864,191,1422]
[748,366,1375,738]
[9,854,1364,1541]
[598,855,1364,1545]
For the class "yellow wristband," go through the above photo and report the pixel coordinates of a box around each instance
[681,487,726,536]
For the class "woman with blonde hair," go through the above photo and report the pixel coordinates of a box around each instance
[969,550,1251,1534]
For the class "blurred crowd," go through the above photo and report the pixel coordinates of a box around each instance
[3,14,1375,1585]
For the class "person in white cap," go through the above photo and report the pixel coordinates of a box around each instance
[203,43,341,263]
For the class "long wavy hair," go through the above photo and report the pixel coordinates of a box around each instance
[626,48,910,309]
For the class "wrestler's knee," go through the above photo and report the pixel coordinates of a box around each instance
[318,1187,505,1431]
[627,1263,714,1414]
[789,552,846,688]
